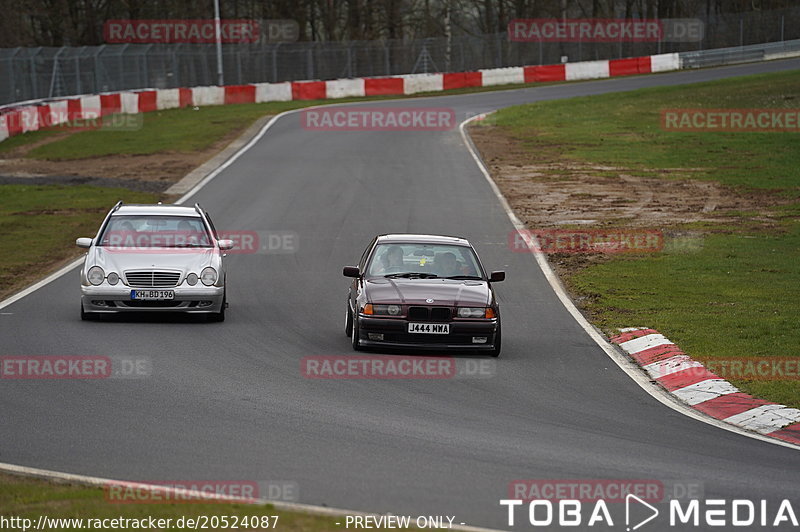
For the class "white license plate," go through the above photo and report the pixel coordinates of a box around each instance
[131,290,175,300]
[408,323,449,334]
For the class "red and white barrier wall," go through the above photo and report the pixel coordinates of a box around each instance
[0,52,680,143]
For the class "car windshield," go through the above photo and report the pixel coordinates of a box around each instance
[98,215,212,248]
[366,243,483,279]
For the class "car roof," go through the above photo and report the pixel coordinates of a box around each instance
[113,204,201,217]
[376,234,471,246]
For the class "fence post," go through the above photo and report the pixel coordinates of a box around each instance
[143,44,154,89]
[173,43,181,88]
[781,15,785,42]
[75,47,82,95]
[495,32,501,68]
[236,48,243,84]
[272,43,280,82]
[5,53,13,103]
[10,48,21,102]
[740,18,744,47]
[307,46,314,79]
[30,47,41,98]
[94,45,105,93]
[384,43,390,75]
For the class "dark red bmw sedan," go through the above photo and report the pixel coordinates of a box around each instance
[343,234,505,356]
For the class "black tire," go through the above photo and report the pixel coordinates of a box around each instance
[208,292,226,322]
[351,314,363,351]
[344,303,353,337]
[489,324,501,358]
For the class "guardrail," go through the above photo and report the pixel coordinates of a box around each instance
[679,38,800,69]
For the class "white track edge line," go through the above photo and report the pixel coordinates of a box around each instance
[458,113,800,452]
[0,107,507,532]
[0,463,501,532]
[0,107,305,312]
[0,75,796,525]
[0,258,84,311]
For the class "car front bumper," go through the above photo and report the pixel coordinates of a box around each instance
[81,285,225,313]
[356,316,499,351]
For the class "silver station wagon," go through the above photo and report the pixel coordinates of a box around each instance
[76,202,232,321]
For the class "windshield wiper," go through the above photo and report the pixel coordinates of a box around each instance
[172,243,208,248]
[384,272,439,279]
[441,275,483,280]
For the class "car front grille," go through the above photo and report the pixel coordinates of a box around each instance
[125,270,181,288]
[408,306,451,321]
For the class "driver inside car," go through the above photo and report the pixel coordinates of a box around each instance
[436,252,461,276]
[377,245,405,274]
[435,251,477,277]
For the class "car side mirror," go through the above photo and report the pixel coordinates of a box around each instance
[489,271,506,282]
[343,266,360,278]
[76,238,93,248]
[218,239,234,250]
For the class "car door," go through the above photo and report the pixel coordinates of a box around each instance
[349,237,377,312]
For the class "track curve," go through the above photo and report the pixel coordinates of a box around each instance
[2,59,800,530]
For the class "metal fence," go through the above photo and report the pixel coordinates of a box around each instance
[1,6,799,106]
[680,39,800,69]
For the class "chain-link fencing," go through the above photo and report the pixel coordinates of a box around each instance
[1,6,798,105]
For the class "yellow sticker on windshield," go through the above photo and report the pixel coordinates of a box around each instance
[419,258,427,266]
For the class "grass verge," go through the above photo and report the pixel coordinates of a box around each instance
[482,68,800,408]
[488,69,800,194]
[0,473,396,531]
[0,185,162,301]
[0,80,559,161]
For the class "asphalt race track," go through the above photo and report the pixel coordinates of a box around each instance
[2,59,800,530]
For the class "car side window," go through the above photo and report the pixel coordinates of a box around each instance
[358,238,376,270]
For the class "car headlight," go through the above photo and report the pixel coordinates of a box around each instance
[368,304,403,316]
[200,267,217,286]
[458,307,490,318]
[87,266,105,286]
[186,273,198,286]
[107,272,119,285]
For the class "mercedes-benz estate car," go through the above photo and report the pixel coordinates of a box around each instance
[343,234,505,356]
[76,201,231,321]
